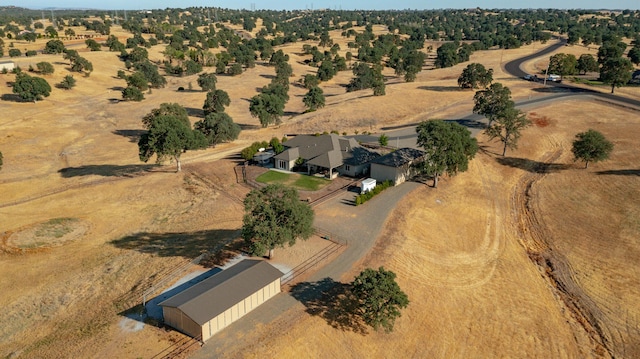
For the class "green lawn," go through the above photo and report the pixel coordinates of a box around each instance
[256,170,330,191]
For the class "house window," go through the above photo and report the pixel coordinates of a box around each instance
[345,165,351,172]
[278,160,287,169]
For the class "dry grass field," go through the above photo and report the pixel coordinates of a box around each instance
[0,21,639,358]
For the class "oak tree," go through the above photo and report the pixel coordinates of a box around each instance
[12,73,51,102]
[303,86,325,112]
[242,184,314,258]
[458,63,493,89]
[351,267,409,333]
[138,114,207,172]
[485,105,531,156]
[473,83,514,127]
[203,89,231,115]
[571,129,613,168]
[416,120,478,187]
[194,112,241,146]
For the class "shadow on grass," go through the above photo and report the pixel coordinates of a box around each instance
[113,129,145,143]
[239,123,260,130]
[1,93,27,102]
[531,86,591,94]
[596,169,640,176]
[111,229,241,261]
[58,164,157,177]
[184,107,204,118]
[444,118,486,129]
[290,278,367,334]
[418,86,462,92]
[496,157,571,173]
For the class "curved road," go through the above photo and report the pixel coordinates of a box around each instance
[191,39,639,359]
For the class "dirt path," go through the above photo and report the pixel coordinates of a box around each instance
[511,148,620,358]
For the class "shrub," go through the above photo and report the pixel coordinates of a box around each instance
[9,48,21,57]
[355,180,393,206]
[25,50,37,57]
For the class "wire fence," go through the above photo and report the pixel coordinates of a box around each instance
[150,334,202,359]
[142,253,206,306]
[281,227,348,287]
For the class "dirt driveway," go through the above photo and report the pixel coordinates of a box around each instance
[191,181,423,358]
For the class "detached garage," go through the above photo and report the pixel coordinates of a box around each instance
[159,259,283,342]
[370,148,425,186]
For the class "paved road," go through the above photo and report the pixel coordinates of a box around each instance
[190,39,640,359]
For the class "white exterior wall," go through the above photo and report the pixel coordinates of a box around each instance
[199,278,282,342]
[0,62,15,71]
[275,159,294,171]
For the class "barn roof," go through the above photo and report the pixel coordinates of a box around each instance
[370,148,425,167]
[159,259,283,325]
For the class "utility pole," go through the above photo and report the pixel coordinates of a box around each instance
[50,10,56,28]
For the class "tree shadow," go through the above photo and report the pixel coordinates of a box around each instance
[238,123,260,130]
[184,107,204,118]
[531,86,591,94]
[109,86,125,91]
[290,278,368,334]
[259,74,275,79]
[596,169,640,176]
[444,118,486,129]
[58,164,157,177]
[418,86,462,92]
[113,129,145,143]
[1,93,27,102]
[111,229,241,262]
[496,157,571,173]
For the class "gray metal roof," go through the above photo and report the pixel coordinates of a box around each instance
[278,134,364,170]
[159,259,283,325]
[370,148,425,167]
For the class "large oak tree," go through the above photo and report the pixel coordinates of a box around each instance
[351,267,409,333]
[138,105,207,172]
[242,184,314,258]
[416,120,478,188]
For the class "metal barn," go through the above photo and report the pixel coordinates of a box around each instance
[159,259,283,342]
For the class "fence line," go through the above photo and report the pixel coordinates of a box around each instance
[313,227,348,246]
[281,241,343,286]
[150,334,202,359]
[142,253,205,306]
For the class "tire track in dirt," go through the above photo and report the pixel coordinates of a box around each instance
[390,159,503,289]
[511,148,621,358]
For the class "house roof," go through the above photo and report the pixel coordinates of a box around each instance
[307,149,344,169]
[274,147,299,161]
[277,134,365,169]
[344,147,381,166]
[159,259,283,325]
[370,148,425,168]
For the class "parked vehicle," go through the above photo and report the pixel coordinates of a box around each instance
[523,74,537,81]
[547,74,562,82]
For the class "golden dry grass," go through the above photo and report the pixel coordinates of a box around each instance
[215,99,639,359]
[1,22,639,358]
